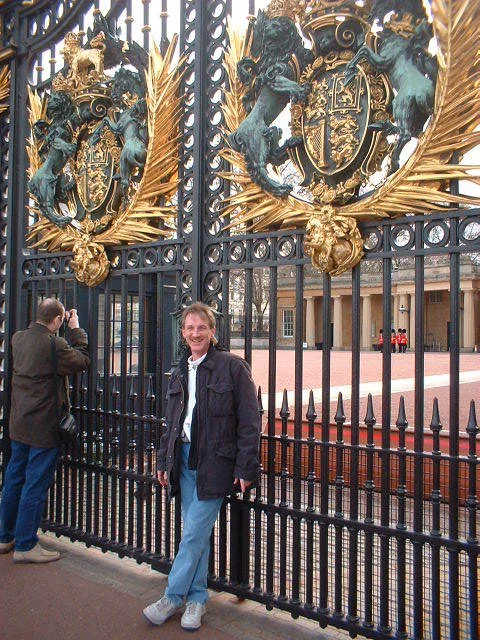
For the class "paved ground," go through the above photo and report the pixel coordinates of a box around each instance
[0,532,350,640]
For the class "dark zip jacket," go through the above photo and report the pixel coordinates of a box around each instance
[157,345,260,500]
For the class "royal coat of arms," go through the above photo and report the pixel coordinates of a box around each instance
[222,0,480,275]
[27,13,182,286]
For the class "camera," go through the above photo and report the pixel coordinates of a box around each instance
[64,311,71,325]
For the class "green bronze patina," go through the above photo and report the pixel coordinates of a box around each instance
[228,10,313,197]
[29,92,78,227]
[345,0,437,173]
[229,0,437,198]
[28,12,149,228]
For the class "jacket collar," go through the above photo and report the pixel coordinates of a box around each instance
[179,343,218,375]
[29,321,55,335]
[201,344,219,370]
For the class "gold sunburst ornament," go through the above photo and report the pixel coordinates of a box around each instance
[220,0,480,276]
[0,65,10,115]
[27,22,183,286]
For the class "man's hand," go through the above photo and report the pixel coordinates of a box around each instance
[157,470,168,487]
[234,478,252,492]
[66,309,80,330]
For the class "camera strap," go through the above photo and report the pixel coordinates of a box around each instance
[50,336,70,421]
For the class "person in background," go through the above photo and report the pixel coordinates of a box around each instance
[143,302,260,631]
[390,329,397,353]
[378,328,384,350]
[0,298,89,563]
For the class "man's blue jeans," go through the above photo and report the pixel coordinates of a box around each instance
[165,443,223,605]
[0,440,58,551]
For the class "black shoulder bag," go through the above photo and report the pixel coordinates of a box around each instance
[50,337,78,437]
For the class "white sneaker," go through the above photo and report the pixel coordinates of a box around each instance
[143,596,178,625]
[181,601,206,630]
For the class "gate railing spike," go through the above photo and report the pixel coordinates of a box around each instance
[280,388,289,419]
[306,390,316,423]
[257,385,264,415]
[429,397,442,434]
[466,399,478,437]
[395,395,407,430]
[334,391,345,424]
[364,393,376,426]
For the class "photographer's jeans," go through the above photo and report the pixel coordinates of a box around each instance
[165,443,223,605]
[0,441,58,551]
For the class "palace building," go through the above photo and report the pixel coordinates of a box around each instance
[229,255,480,351]
[276,256,480,350]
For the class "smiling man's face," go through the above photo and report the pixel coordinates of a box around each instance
[182,312,216,359]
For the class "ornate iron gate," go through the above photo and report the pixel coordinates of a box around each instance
[0,2,478,639]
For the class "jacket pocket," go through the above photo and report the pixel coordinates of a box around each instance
[207,382,235,417]
[215,441,237,460]
[166,378,183,398]
[165,379,183,419]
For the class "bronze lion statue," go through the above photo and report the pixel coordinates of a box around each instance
[228,11,313,197]
[29,92,77,227]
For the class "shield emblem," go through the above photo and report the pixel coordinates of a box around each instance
[75,127,121,213]
[302,64,370,176]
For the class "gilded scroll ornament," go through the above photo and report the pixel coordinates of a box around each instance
[220,0,480,275]
[305,205,363,276]
[70,239,110,288]
[27,14,183,286]
[0,65,10,115]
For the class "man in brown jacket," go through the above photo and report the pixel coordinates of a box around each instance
[0,298,89,563]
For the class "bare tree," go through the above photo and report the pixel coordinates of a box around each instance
[229,268,270,333]
[252,269,270,332]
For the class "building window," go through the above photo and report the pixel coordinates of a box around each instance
[97,293,147,375]
[429,290,442,303]
[283,309,294,338]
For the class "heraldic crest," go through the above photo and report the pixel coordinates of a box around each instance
[221,0,480,275]
[27,13,183,286]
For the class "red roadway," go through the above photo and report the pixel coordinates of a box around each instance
[233,350,480,434]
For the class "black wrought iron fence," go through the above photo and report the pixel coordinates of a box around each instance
[0,1,479,640]
[8,211,477,640]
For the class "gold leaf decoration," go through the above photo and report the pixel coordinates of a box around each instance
[26,87,46,178]
[337,0,480,221]
[305,205,364,276]
[219,1,480,274]
[0,66,10,115]
[27,37,183,283]
[98,35,184,242]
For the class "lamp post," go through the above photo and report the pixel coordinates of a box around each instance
[398,303,409,352]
